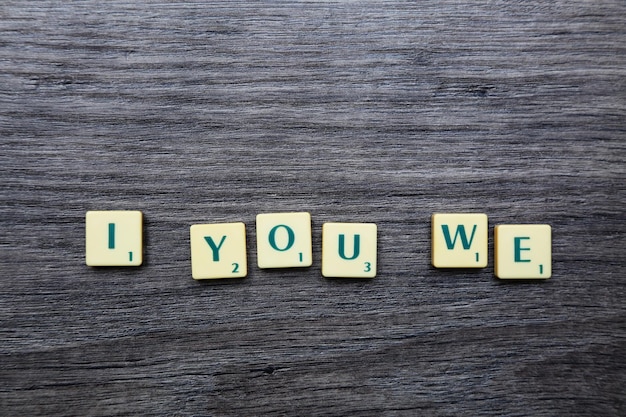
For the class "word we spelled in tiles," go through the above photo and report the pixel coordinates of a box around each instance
[85,211,551,280]
[431,213,551,279]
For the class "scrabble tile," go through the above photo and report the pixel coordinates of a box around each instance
[256,212,312,268]
[85,210,143,266]
[495,224,551,279]
[431,213,488,268]
[190,222,247,279]
[321,222,377,278]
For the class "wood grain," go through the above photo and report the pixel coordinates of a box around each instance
[1,1,624,415]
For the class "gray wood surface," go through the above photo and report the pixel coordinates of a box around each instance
[1,1,625,415]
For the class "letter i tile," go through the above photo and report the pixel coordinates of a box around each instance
[494,224,551,279]
[322,223,377,278]
[85,210,143,266]
[190,222,247,279]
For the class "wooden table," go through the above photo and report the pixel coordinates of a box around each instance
[1,1,624,415]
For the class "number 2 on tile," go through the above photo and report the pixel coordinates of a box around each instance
[232,263,239,273]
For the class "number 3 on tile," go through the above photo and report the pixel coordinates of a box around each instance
[364,262,371,273]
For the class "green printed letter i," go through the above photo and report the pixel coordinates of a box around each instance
[108,223,115,249]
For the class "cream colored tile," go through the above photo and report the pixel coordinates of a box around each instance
[431,213,488,268]
[190,222,247,279]
[321,222,377,278]
[85,210,143,266]
[256,212,312,268]
[495,224,551,279]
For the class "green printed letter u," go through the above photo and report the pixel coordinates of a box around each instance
[338,234,360,260]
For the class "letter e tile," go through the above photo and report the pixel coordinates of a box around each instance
[494,224,551,279]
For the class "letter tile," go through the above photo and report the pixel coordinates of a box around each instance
[431,213,488,268]
[256,212,312,268]
[86,210,143,266]
[190,222,247,279]
[322,222,377,278]
[494,224,551,279]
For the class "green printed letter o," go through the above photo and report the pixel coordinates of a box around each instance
[269,224,295,252]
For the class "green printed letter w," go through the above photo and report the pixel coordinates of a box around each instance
[441,224,477,250]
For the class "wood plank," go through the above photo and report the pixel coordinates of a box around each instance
[1,1,624,415]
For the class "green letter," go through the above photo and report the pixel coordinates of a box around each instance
[514,237,531,262]
[338,234,360,260]
[441,224,477,250]
[204,235,227,262]
[269,225,295,251]
[108,223,115,249]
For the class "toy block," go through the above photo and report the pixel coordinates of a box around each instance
[190,222,247,279]
[495,224,551,279]
[431,213,488,268]
[85,210,143,266]
[256,212,312,268]
[321,222,377,278]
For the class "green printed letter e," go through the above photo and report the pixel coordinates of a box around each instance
[514,237,531,262]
